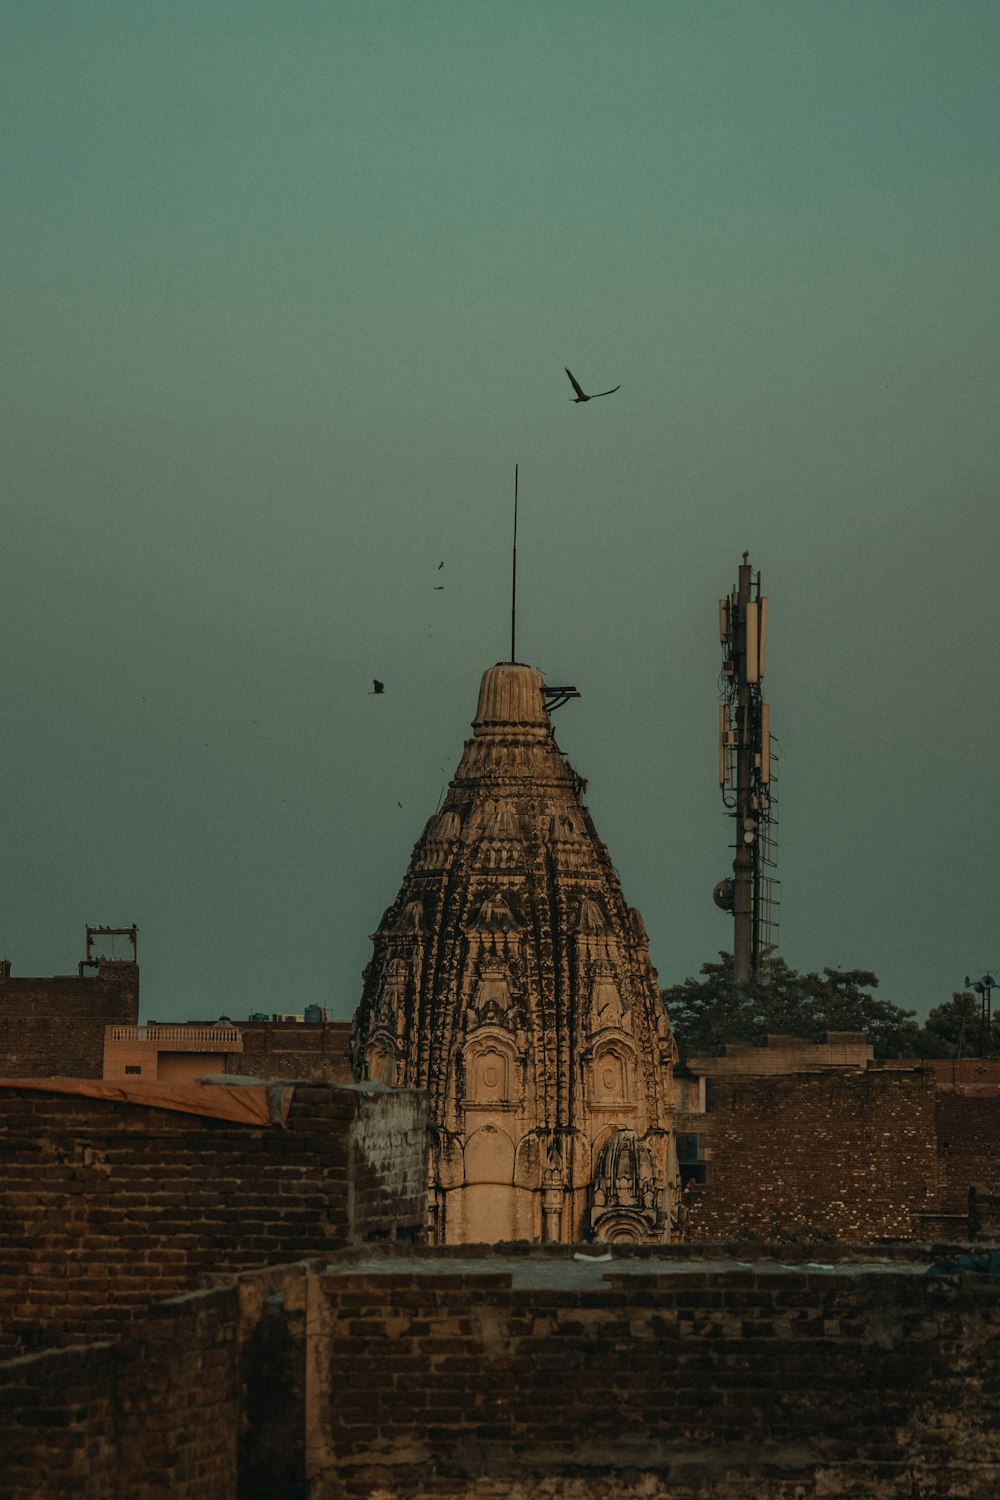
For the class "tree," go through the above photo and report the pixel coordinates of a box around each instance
[920,990,1000,1058]
[662,953,925,1060]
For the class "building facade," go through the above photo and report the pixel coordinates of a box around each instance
[103,1015,353,1084]
[350,661,677,1244]
[0,947,139,1080]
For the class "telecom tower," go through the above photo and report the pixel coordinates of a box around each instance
[715,554,779,984]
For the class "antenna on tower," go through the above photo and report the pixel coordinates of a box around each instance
[715,555,779,984]
[510,463,519,663]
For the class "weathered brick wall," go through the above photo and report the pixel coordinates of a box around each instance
[936,1091,1000,1215]
[881,1057,1000,1088]
[0,1083,428,1356]
[312,1254,1000,1499]
[690,1069,940,1241]
[231,1021,354,1082]
[0,1263,319,1500]
[0,963,139,1078]
[350,1087,430,1241]
[5,1249,1000,1499]
[0,1285,239,1500]
[0,1340,118,1499]
[237,1261,313,1500]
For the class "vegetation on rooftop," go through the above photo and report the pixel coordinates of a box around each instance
[662,954,997,1061]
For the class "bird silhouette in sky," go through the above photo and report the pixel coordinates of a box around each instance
[372,680,385,695]
[565,367,620,402]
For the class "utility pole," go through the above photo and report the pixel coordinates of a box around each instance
[716,554,777,986]
[965,971,997,1057]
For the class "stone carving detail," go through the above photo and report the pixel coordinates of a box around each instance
[467,893,520,934]
[435,808,463,841]
[480,800,520,840]
[542,1135,565,1241]
[350,661,675,1245]
[373,958,408,1025]
[628,907,648,943]
[589,961,630,1033]
[466,969,517,1031]
[366,1041,397,1087]
[394,899,424,935]
[577,897,606,933]
[552,811,583,842]
[591,1128,664,1243]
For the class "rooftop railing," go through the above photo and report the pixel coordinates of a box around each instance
[107,1026,241,1045]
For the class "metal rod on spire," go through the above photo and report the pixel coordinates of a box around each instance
[510,463,518,663]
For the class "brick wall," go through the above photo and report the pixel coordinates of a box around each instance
[5,1248,1000,1499]
[0,1082,428,1357]
[237,1262,312,1500]
[349,1087,431,1241]
[230,1021,353,1083]
[0,962,139,1078]
[881,1057,1000,1088]
[0,1285,239,1500]
[0,1260,313,1500]
[311,1251,1000,1499]
[689,1069,940,1241]
[936,1091,1000,1214]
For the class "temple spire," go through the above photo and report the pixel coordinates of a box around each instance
[350,660,677,1246]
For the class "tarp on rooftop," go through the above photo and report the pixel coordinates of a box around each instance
[0,1076,293,1125]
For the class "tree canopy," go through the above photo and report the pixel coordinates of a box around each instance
[921,991,1000,1058]
[661,953,947,1060]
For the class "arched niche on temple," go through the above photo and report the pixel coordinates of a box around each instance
[434,807,464,841]
[433,1133,465,1190]
[463,1124,515,1185]
[462,1024,521,1107]
[590,1038,636,1106]
[592,1213,646,1245]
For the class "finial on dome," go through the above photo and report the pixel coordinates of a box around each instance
[473,662,550,731]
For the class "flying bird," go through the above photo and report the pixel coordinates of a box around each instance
[372,680,385,695]
[565,367,620,402]
[437,561,444,570]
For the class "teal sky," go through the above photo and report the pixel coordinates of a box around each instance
[3,2,998,1024]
